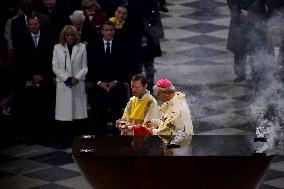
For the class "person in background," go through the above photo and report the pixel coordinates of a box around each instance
[145,79,193,145]
[139,35,158,93]
[118,74,159,135]
[52,25,88,145]
[37,0,71,44]
[109,4,129,47]
[69,10,85,36]
[17,15,54,144]
[121,74,159,124]
[87,21,129,135]
[125,0,164,82]
[81,0,106,44]
[109,4,128,30]
[4,8,23,65]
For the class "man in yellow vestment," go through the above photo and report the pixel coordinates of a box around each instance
[121,74,160,125]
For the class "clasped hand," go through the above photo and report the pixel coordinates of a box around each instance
[64,77,79,88]
[99,81,118,92]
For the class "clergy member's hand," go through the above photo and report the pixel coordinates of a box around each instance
[144,121,152,128]
[32,74,43,85]
[98,82,109,91]
[108,80,118,91]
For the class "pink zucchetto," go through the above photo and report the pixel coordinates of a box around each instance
[153,79,175,93]
[156,79,173,88]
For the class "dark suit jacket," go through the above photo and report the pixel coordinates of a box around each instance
[11,13,52,51]
[226,0,272,53]
[17,32,54,87]
[87,36,130,112]
[87,37,129,84]
[12,31,54,123]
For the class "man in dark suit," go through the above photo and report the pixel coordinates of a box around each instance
[88,21,129,135]
[11,0,52,51]
[14,15,54,143]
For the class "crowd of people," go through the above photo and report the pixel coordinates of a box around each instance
[3,0,284,145]
[0,0,178,145]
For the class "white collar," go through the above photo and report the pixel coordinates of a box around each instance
[137,90,150,100]
[31,31,40,37]
[103,39,113,44]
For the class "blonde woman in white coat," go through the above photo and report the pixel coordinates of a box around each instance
[52,25,88,126]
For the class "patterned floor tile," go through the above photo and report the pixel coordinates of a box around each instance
[215,6,231,15]
[155,52,191,65]
[179,23,228,33]
[189,92,226,103]
[270,161,284,172]
[0,144,55,158]
[24,167,81,182]
[206,29,229,39]
[197,127,246,135]
[58,163,80,172]
[207,17,231,26]
[176,59,225,65]
[232,122,256,133]
[178,35,225,45]
[29,183,73,189]
[234,109,252,116]
[0,159,50,175]
[159,12,172,19]
[166,5,196,16]
[27,151,73,166]
[192,121,225,133]
[181,11,228,21]
[181,0,227,10]
[208,84,253,98]
[163,28,198,40]
[263,177,284,188]
[178,47,228,58]
[160,40,199,52]
[233,95,255,102]
[262,170,284,182]
[199,112,251,127]
[0,176,48,189]
[156,65,234,86]
[259,183,284,189]
[162,16,200,28]
[164,2,175,6]
[55,176,93,189]
[208,99,250,114]
[191,107,225,119]
[272,156,284,163]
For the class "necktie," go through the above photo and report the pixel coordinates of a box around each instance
[33,35,38,48]
[106,42,111,56]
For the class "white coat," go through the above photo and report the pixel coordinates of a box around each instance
[52,43,88,121]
